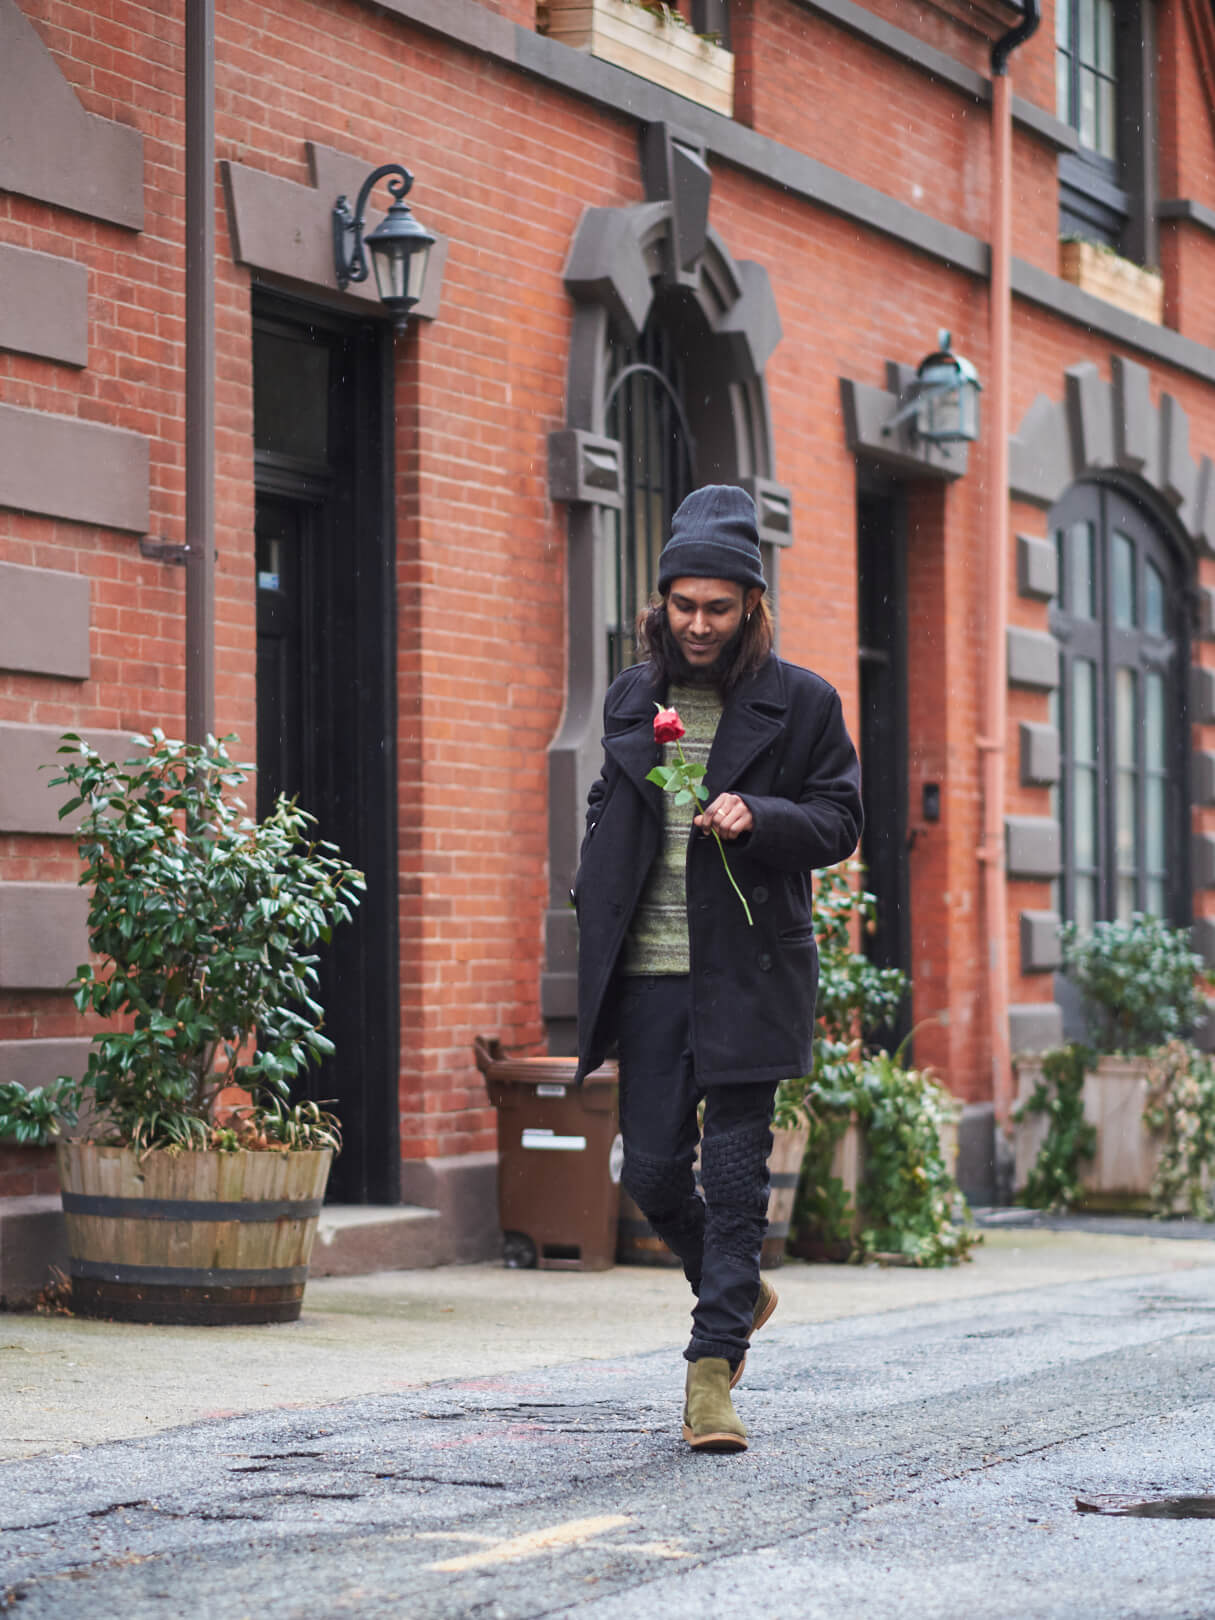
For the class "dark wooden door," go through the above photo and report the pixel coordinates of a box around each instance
[253,294,399,1204]
[857,490,911,1049]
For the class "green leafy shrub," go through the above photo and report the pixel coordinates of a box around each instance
[0,1084,68,1145]
[1061,915,1205,1054]
[0,730,363,1155]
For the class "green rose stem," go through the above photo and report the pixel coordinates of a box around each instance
[647,712,753,928]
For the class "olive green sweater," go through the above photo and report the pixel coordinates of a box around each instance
[619,681,723,976]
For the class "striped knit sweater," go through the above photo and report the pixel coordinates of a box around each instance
[619,680,723,976]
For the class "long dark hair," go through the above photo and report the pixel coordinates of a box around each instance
[637,591,775,695]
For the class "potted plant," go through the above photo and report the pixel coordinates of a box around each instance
[1014,915,1212,1213]
[0,730,363,1323]
[780,864,975,1267]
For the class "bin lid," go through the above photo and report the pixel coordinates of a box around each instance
[473,1036,616,1089]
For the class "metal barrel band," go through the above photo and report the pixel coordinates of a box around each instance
[69,1258,310,1287]
[60,1193,325,1222]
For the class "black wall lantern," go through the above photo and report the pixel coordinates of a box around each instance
[884,330,982,447]
[333,163,434,329]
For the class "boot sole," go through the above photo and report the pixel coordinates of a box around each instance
[682,1424,748,1453]
[729,1282,780,1391]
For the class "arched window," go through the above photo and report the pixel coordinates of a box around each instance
[603,297,696,679]
[1049,483,1189,930]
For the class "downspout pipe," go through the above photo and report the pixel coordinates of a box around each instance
[982,1,1039,1131]
[184,0,216,742]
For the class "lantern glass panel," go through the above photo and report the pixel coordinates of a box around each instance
[916,380,978,443]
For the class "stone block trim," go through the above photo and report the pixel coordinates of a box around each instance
[0,884,89,992]
[0,1038,90,1092]
[1112,354,1153,475]
[1064,362,1115,473]
[548,430,623,508]
[0,0,143,231]
[1011,362,1214,557]
[1009,1002,1065,1053]
[1006,817,1062,879]
[0,244,88,368]
[1016,534,1058,600]
[1007,627,1059,690]
[0,403,149,535]
[738,477,793,548]
[1191,665,1215,726]
[1194,834,1215,890]
[839,374,968,481]
[222,142,447,324]
[1020,721,1061,786]
[1193,751,1215,806]
[1020,910,1063,974]
[0,562,90,681]
[0,724,137,836]
[1193,918,1215,969]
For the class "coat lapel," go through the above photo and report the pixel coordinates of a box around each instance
[705,655,787,795]
[603,676,664,819]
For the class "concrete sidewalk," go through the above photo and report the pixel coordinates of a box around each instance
[5,1225,1215,1465]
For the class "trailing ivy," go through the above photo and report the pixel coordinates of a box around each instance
[853,1052,979,1267]
[1013,1044,1095,1212]
[1143,1041,1215,1219]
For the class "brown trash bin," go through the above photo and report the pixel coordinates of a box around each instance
[474,1037,622,1271]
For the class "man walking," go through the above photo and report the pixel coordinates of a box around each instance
[574,485,863,1453]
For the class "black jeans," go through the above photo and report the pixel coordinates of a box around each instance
[615,975,777,1366]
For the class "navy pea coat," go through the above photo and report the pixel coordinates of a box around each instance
[573,652,863,1087]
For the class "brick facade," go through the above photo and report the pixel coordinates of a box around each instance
[2,0,1214,1232]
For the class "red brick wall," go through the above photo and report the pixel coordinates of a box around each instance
[4,0,1215,1172]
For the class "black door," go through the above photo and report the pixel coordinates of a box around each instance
[252,294,399,1204]
[857,489,911,1048]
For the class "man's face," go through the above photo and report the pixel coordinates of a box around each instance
[665,576,760,670]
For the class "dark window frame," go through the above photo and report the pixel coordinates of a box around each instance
[1057,0,1157,266]
[1050,481,1189,931]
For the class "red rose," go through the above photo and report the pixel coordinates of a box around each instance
[653,706,686,744]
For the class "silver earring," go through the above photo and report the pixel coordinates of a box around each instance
[745,611,752,623]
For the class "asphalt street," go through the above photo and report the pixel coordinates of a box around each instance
[3,1240,1215,1619]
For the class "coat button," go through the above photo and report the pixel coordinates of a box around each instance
[753,885,769,904]
[758,952,772,972]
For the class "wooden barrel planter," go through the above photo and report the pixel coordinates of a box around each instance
[760,1122,811,1268]
[56,1143,332,1324]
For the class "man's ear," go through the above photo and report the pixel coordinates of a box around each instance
[744,587,762,615]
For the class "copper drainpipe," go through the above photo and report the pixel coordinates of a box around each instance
[184,0,216,742]
[983,3,1040,1124]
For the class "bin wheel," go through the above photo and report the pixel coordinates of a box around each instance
[502,1231,538,1270]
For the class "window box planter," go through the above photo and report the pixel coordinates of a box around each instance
[538,0,734,117]
[1058,239,1163,325]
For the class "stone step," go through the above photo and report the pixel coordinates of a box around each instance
[0,1195,447,1306]
[309,1204,444,1276]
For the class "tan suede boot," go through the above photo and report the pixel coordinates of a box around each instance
[729,1276,779,1390]
[682,1357,748,1453]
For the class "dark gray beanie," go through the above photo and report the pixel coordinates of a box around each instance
[657,485,766,595]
